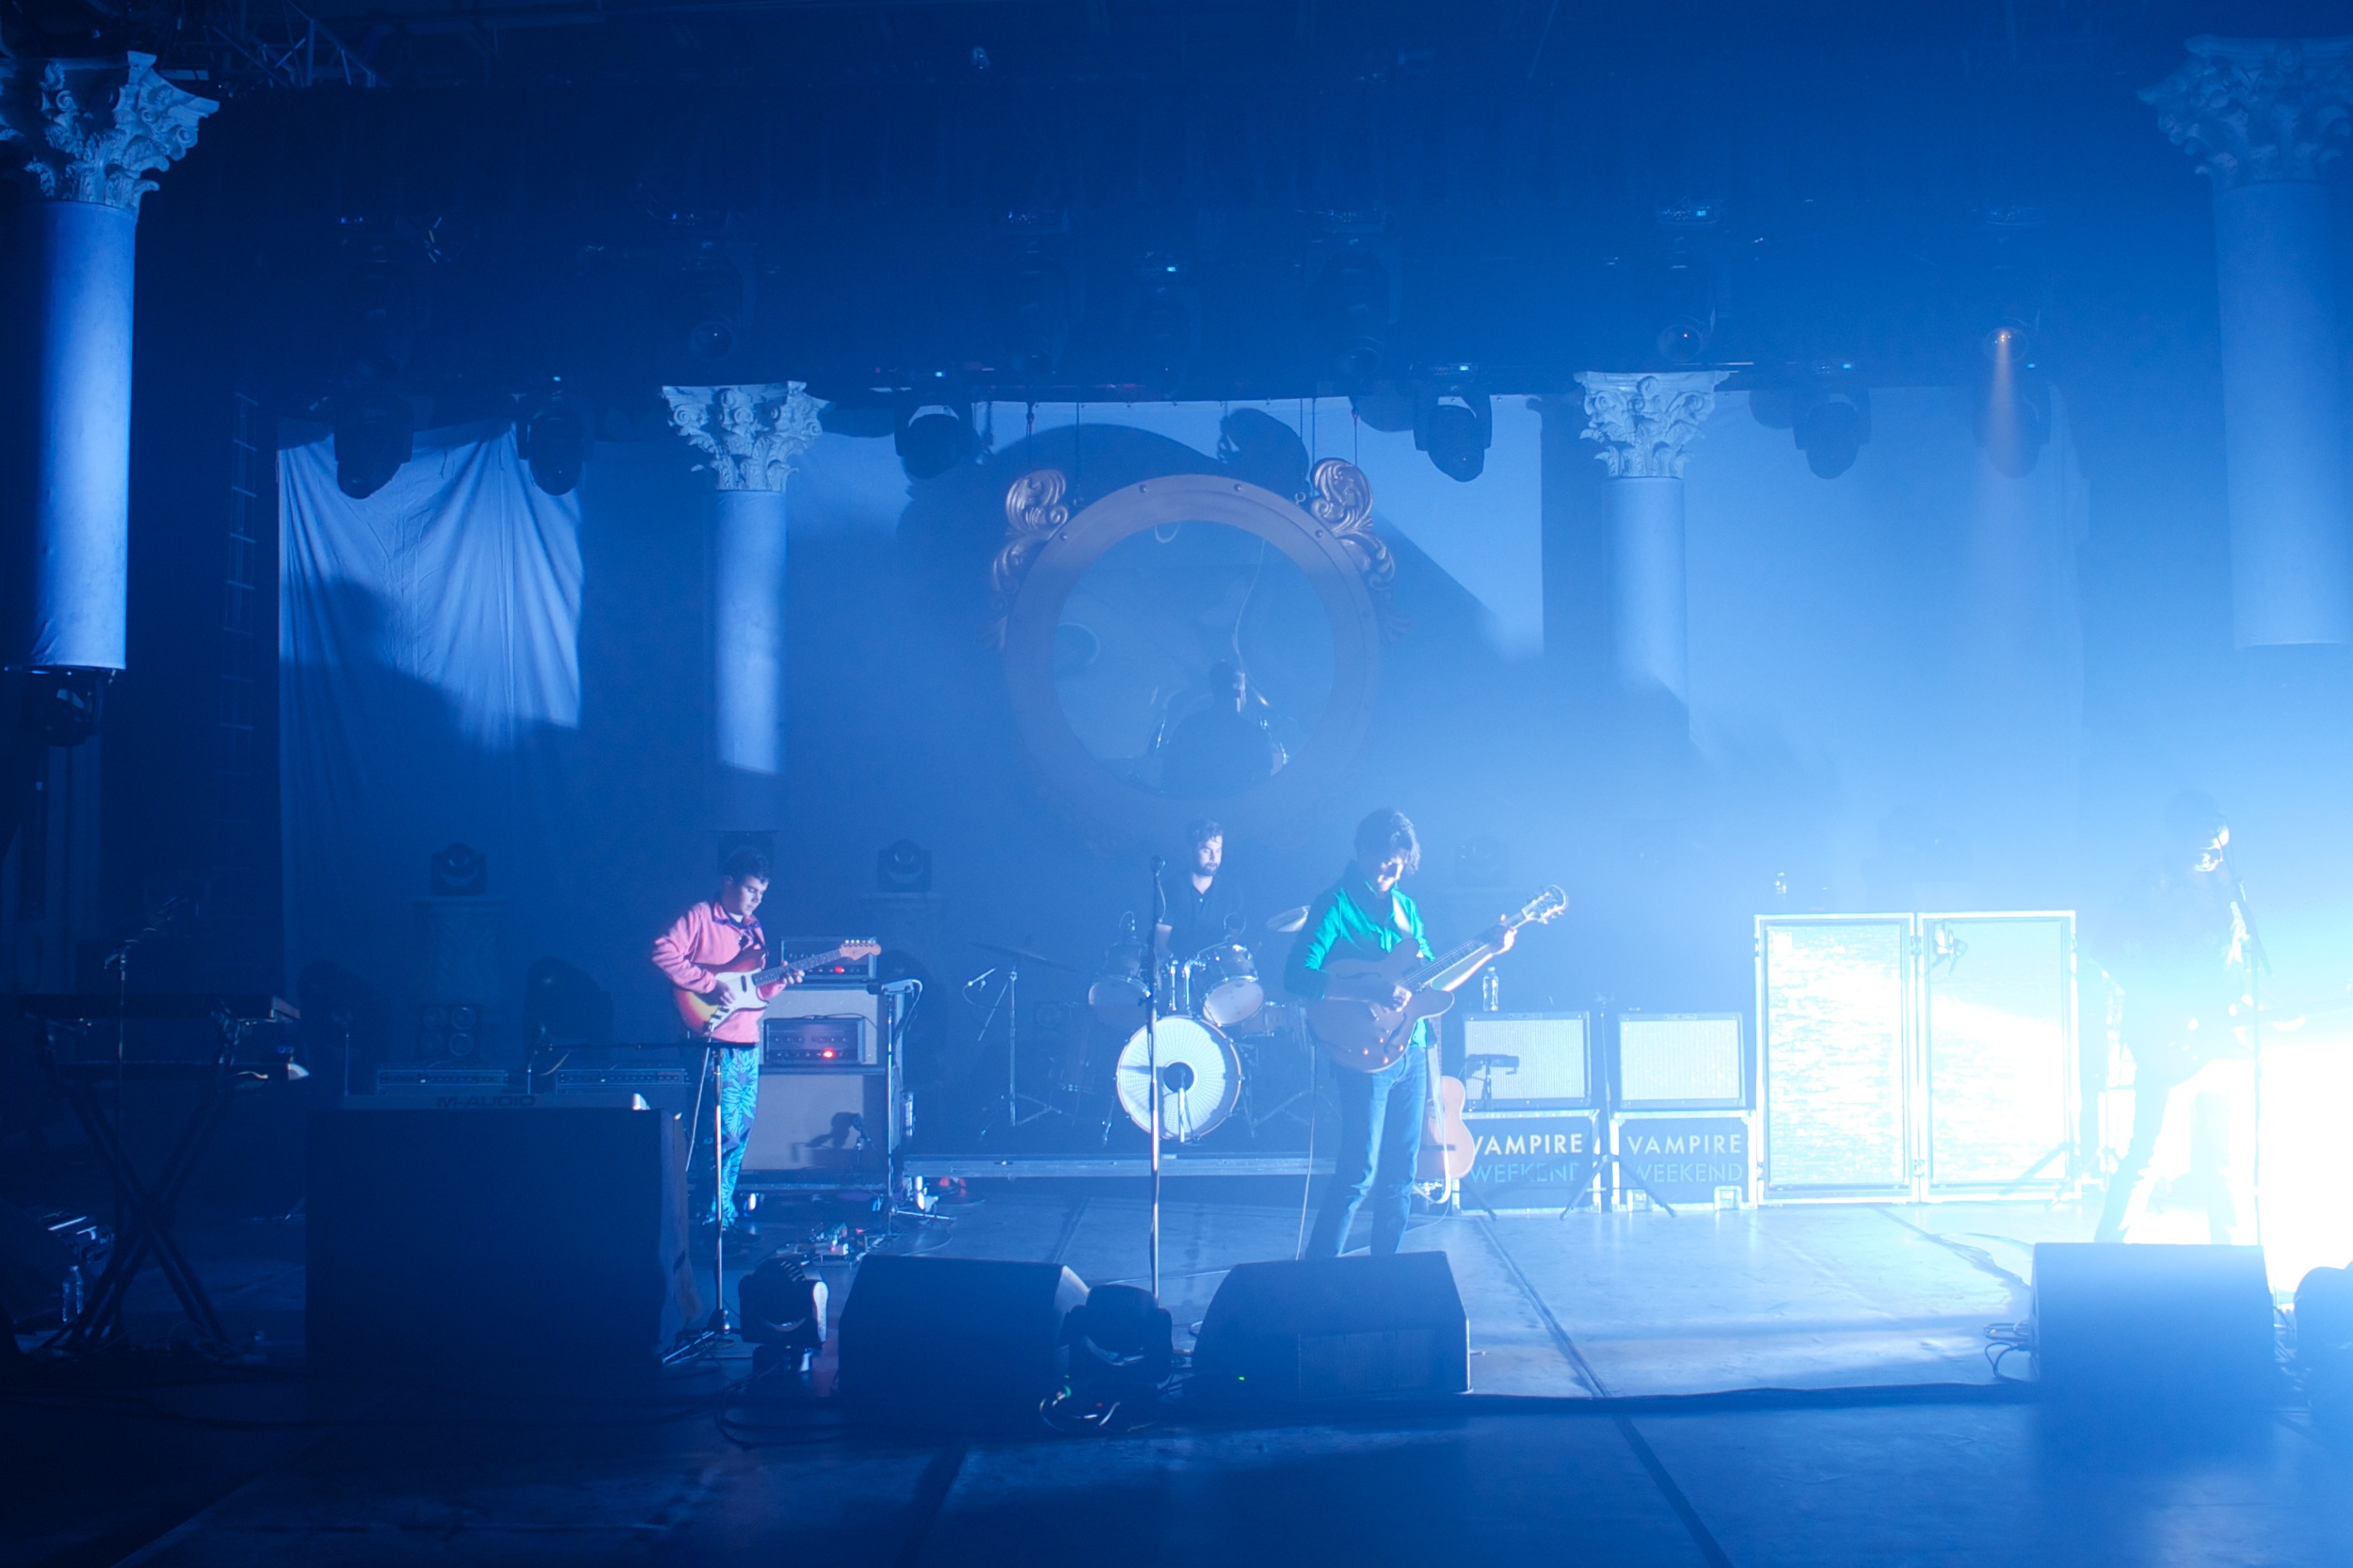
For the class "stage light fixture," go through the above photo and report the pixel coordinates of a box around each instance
[518,392,591,497]
[331,380,414,500]
[1651,200,1723,367]
[1062,1284,1173,1408]
[895,405,975,480]
[1793,379,1871,480]
[1414,384,1492,483]
[20,669,107,746]
[739,1255,829,1379]
[876,839,933,893]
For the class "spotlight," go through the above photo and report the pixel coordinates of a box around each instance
[876,839,933,894]
[1981,322,2032,362]
[668,247,744,364]
[331,379,414,500]
[518,389,592,497]
[20,669,106,746]
[1414,382,1491,483]
[1062,1284,1172,1409]
[895,405,974,481]
[739,1255,829,1380]
[1651,200,1722,367]
[1792,378,1871,480]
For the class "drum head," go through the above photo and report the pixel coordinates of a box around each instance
[1199,978,1265,1029]
[1114,1016,1242,1143]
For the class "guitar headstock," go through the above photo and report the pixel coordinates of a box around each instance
[842,940,883,960]
[1516,886,1569,927]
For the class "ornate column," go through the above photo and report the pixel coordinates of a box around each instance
[1577,371,1728,708]
[0,53,213,672]
[663,382,824,829]
[2146,37,2353,648]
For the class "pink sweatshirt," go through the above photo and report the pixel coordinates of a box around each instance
[651,902,776,1044]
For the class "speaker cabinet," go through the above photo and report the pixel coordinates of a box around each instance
[2032,1242,2278,1407]
[308,1108,694,1373]
[1193,1252,1468,1401]
[836,1255,1087,1421]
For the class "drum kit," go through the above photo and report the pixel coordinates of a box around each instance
[1083,905,1316,1144]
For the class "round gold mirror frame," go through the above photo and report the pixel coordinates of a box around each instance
[997,464,1392,840]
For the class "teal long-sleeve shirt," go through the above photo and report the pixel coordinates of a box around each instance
[1284,867,1434,1002]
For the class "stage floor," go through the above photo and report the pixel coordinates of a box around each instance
[812,1188,2065,1399]
[11,1191,2348,1567]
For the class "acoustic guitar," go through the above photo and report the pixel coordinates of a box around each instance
[1307,886,1568,1072]
[672,940,881,1035]
[1418,1066,1476,1205]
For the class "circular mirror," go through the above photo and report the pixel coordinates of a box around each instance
[1053,522,1335,799]
[999,470,1386,840]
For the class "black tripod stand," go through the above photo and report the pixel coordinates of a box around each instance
[1560,1010,1679,1219]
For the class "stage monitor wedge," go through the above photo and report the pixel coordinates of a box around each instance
[1193,1252,1468,1402]
[836,1255,1087,1424]
[2032,1242,2278,1410]
[307,1108,693,1374]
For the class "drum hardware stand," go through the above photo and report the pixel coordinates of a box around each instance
[1144,856,1164,1300]
[1239,1012,1315,1138]
[971,963,1063,1138]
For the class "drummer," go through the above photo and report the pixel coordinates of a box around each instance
[1159,818,1248,966]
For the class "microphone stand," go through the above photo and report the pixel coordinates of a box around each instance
[1145,856,1164,1301]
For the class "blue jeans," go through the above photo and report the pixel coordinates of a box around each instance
[692,1046,761,1226]
[1305,1044,1427,1257]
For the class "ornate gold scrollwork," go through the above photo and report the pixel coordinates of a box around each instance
[1307,458,1404,638]
[989,468,1072,647]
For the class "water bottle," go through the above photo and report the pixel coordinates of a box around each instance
[1480,968,1501,1014]
[60,1264,85,1326]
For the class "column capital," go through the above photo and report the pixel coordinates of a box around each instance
[662,382,824,492]
[2142,36,2353,191]
[0,52,214,215]
[1576,371,1728,479]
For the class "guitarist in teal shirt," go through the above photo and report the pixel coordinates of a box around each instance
[1288,808,1513,1256]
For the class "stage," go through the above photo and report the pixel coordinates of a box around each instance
[11,1186,2345,1568]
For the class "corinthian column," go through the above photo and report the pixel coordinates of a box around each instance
[0,53,213,672]
[1577,371,1728,709]
[663,382,824,829]
[2145,37,2353,648]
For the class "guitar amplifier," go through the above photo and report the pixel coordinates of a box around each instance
[1458,1014,1592,1110]
[376,1067,511,1096]
[761,987,882,1067]
[776,939,878,986]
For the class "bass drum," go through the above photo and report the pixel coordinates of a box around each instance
[1113,1016,1242,1144]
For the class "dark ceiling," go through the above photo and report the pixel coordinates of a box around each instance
[6,1,2347,419]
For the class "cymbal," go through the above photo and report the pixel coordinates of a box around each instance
[974,940,1077,972]
[1266,905,1310,934]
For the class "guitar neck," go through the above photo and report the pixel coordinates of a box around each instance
[1405,925,1514,991]
[750,945,850,984]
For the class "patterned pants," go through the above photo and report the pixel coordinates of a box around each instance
[696,1046,762,1226]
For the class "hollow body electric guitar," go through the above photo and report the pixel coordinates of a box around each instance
[672,940,881,1036]
[1307,886,1569,1072]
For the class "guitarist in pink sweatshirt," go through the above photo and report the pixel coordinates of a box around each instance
[651,848,802,1230]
